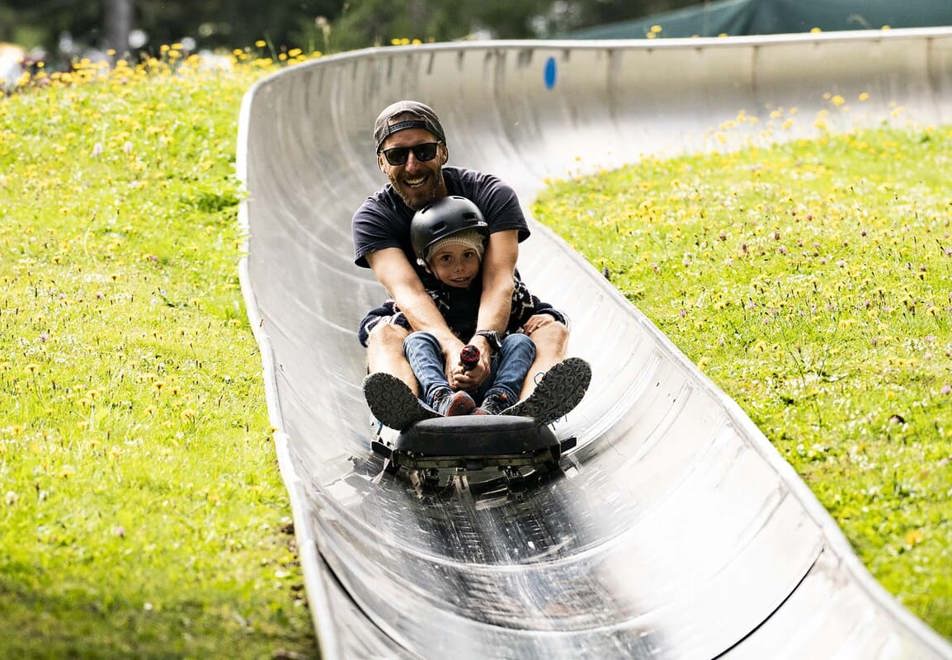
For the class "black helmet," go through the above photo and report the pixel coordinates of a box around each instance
[410,196,489,264]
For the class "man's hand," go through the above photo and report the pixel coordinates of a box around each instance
[522,314,555,335]
[449,335,491,390]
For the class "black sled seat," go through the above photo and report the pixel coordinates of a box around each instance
[373,415,576,471]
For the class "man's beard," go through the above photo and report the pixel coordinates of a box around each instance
[392,171,447,210]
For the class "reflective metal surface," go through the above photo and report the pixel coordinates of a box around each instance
[237,29,952,659]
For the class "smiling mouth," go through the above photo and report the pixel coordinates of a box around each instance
[402,174,429,189]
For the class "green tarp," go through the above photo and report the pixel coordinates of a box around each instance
[566,0,952,39]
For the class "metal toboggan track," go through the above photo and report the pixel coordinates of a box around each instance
[237,28,952,659]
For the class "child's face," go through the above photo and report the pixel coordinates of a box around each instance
[428,243,481,288]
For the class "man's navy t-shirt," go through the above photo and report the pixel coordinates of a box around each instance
[352,167,530,288]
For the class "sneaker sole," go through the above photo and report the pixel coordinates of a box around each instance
[443,391,477,417]
[502,357,592,425]
[363,372,437,431]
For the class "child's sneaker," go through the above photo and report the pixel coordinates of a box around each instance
[502,357,591,425]
[476,390,513,415]
[430,388,477,417]
[362,372,437,431]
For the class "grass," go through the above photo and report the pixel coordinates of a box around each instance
[534,122,952,637]
[0,53,318,656]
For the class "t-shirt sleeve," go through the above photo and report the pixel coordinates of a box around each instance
[352,198,401,268]
[457,170,531,242]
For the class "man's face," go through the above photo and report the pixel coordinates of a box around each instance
[378,127,448,210]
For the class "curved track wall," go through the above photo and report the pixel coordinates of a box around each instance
[237,29,952,659]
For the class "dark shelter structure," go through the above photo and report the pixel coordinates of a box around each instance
[567,0,952,38]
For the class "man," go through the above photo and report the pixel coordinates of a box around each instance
[353,100,589,429]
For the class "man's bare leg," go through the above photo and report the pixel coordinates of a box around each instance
[366,322,418,396]
[519,322,569,400]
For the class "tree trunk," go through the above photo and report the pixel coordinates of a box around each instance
[104,0,134,56]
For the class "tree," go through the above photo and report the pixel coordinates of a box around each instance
[2,0,698,65]
[329,0,552,51]
[104,0,134,54]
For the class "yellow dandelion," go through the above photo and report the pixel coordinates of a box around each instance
[831,95,845,107]
[390,38,401,46]
[288,48,302,57]
[858,91,870,102]
[881,25,891,31]
[810,27,822,33]
[650,25,662,34]
[255,40,267,48]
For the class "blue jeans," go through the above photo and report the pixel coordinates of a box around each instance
[403,331,536,408]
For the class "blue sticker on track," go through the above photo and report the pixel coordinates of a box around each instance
[544,56,557,90]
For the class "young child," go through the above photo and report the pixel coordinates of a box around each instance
[360,195,575,426]
[405,197,538,417]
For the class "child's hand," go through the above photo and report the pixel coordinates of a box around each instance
[450,342,490,390]
[443,339,466,388]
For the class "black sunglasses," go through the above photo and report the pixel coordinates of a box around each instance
[380,142,440,166]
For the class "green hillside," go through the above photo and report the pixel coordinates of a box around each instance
[535,121,952,637]
[0,52,317,657]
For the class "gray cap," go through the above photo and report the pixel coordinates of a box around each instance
[373,100,446,152]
